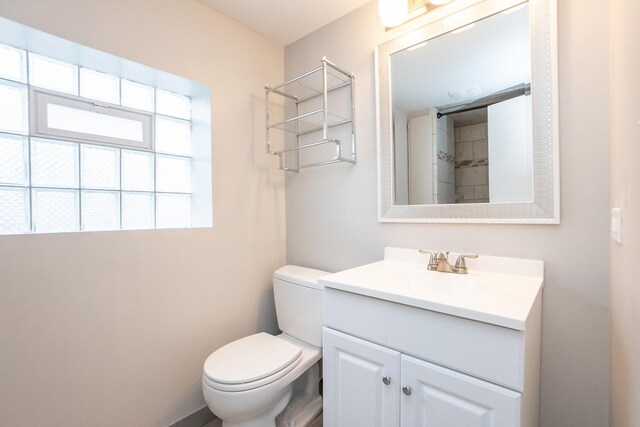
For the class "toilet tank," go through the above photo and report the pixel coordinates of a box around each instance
[273,265,329,348]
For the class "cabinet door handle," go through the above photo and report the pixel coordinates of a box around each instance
[382,376,391,385]
[402,386,412,396]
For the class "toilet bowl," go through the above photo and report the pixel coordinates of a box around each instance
[202,266,328,427]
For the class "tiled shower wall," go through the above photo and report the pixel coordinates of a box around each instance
[454,123,489,203]
[436,116,455,203]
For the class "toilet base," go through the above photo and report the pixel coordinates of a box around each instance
[276,363,322,427]
[221,389,293,427]
[306,413,322,427]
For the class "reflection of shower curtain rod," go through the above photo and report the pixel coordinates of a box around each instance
[436,83,531,119]
[437,104,487,119]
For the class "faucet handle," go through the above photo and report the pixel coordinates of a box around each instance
[418,250,437,270]
[434,251,449,260]
[454,254,478,274]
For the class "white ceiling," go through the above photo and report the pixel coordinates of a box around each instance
[199,0,372,46]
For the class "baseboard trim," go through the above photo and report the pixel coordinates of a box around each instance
[168,406,217,427]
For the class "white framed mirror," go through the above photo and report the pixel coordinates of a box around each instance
[376,0,558,223]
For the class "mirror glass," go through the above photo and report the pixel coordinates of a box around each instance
[391,4,532,205]
[378,0,558,223]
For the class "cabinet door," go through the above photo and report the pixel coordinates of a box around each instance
[323,328,401,427]
[401,355,521,427]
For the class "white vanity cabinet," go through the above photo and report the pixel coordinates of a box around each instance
[320,248,544,427]
[323,328,400,426]
[401,353,521,426]
[324,327,521,427]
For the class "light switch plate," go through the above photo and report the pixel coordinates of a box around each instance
[611,208,623,244]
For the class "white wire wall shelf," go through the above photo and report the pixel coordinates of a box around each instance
[265,57,356,172]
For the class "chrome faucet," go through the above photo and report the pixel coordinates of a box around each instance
[419,250,478,274]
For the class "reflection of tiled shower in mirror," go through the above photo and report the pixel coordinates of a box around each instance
[391,2,533,206]
[451,110,489,204]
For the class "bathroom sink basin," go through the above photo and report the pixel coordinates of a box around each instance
[406,268,484,294]
[319,247,544,330]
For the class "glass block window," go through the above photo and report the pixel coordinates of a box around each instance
[0,41,197,235]
[121,79,154,112]
[157,193,191,229]
[0,187,29,234]
[79,68,120,104]
[81,145,120,190]
[0,43,27,83]
[0,80,28,135]
[0,134,28,186]
[156,115,191,156]
[32,188,80,233]
[122,192,154,230]
[31,138,80,188]
[121,150,154,191]
[81,190,120,231]
[156,89,191,120]
[29,53,79,95]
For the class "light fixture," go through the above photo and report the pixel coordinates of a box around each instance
[448,85,482,100]
[379,0,456,28]
[378,0,409,28]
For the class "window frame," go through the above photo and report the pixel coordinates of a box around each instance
[30,87,155,151]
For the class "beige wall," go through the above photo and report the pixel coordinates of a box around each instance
[285,1,610,426]
[610,0,640,425]
[0,0,285,426]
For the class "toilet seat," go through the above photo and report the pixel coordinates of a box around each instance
[203,333,303,392]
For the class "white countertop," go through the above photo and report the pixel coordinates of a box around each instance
[319,248,544,330]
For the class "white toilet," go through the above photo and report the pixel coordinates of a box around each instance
[202,265,328,427]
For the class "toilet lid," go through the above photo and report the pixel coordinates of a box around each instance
[204,333,303,385]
